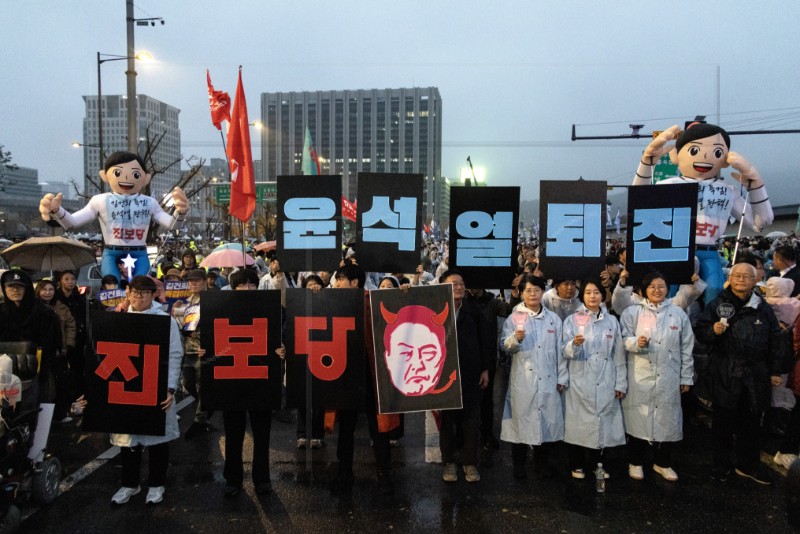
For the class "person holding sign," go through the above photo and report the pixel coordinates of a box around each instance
[109,275,182,505]
[695,263,788,485]
[500,275,565,480]
[619,272,694,482]
[562,279,626,480]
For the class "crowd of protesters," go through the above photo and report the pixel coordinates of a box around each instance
[1,230,799,506]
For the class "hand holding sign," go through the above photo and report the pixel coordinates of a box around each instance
[574,310,591,345]
[714,303,735,335]
[513,312,527,342]
[637,311,657,349]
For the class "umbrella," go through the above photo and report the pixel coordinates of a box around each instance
[254,240,276,253]
[212,242,245,252]
[0,236,97,271]
[765,231,787,239]
[200,248,255,268]
[0,238,13,249]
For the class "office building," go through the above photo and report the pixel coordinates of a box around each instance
[260,87,442,219]
[0,166,41,199]
[81,94,181,200]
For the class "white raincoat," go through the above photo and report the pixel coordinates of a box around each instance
[562,305,627,449]
[542,288,581,321]
[620,299,694,442]
[110,300,182,447]
[500,303,566,446]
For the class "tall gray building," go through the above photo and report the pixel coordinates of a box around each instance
[260,87,442,219]
[0,166,41,199]
[81,94,181,201]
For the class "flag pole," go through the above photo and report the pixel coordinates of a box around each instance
[731,190,750,265]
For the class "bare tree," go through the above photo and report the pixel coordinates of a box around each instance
[0,144,18,190]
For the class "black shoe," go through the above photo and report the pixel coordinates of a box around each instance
[735,466,772,485]
[223,485,242,498]
[184,422,212,440]
[482,435,500,450]
[377,471,394,496]
[513,464,527,480]
[255,482,272,495]
[710,466,730,482]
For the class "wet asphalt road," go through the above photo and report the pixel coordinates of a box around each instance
[18,394,798,534]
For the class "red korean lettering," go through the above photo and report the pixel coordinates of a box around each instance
[135,229,146,240]
[214,318,269,379]
[95,341,160,406]
[112,227,122,239]
[294,317,355,381]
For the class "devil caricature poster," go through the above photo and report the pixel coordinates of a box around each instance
[369,284,462,414]
[83,311,169,436]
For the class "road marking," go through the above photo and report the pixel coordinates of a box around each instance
[20,395,196,522]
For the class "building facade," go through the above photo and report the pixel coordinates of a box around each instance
[260,87,443,219]
[81,94,181,200]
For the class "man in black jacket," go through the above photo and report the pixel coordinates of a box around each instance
[439,270,495,483]
[773,244,800,297]
[695,262,787,485]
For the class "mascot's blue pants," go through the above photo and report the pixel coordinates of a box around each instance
[697,248,725,306]
[101,249,150,283]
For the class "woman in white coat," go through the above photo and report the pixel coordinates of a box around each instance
[500,275,566,479]
[110,275,182,505]
[562,279,627,479]
[620,271,694,482]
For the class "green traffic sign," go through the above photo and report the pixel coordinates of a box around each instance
[214,182,276,204]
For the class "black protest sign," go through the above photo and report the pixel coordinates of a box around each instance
[199,290,282,411]
[370,284,462,414]
[277,175,342,271]
[449,186,519,289]
[356,173,423,272]
[83,311,169,436]
[626,183,697,286]
[539,180,606,281]
[285,288,365,410]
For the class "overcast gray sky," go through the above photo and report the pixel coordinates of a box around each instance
[3,1,799,205]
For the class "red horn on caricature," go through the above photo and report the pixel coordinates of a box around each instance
[431,302,449,326]
[380,301,398,324]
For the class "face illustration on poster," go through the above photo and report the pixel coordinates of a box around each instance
[381,302,450,396]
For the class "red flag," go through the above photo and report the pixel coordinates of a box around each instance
[206,70,231,130]
[341,195,357,222]
[226,69,255,222]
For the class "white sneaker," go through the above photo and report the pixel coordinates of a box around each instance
[774,452,799,470]
[463,465,481,483]
[111,486,141,504]
[571,469,585,479]
[653,464,678,481]
[145,486,165,505]
[628,464,644,480]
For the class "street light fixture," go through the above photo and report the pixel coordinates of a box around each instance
[95,50,152,192]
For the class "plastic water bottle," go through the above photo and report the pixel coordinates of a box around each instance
[595,463,606,493]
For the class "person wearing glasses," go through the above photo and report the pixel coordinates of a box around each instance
[695,262,788,485]
[109,275,183,505]
[620,272,694,482]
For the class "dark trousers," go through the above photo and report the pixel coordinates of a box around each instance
[440,402,481,466]
[296,406,325,440]
[568,443,603,472]
[223,409,272,486]
[712,390,761,471]
[336,409,391,475]
[181,353,208,423]
[512,442,553,467]
[480,366,497,440]
[779,394,800,455]
[67,333,85,397]
[628,436,673,467]
[120,443,169,488]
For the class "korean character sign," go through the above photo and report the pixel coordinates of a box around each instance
[626,183,697,286]
[199,290,282,411]
[449,186,519,289]
[539,180,607,281]
[285,288,365,411]
[83,312,169,436]
[277,175,342,272]
[356,173,423,273]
